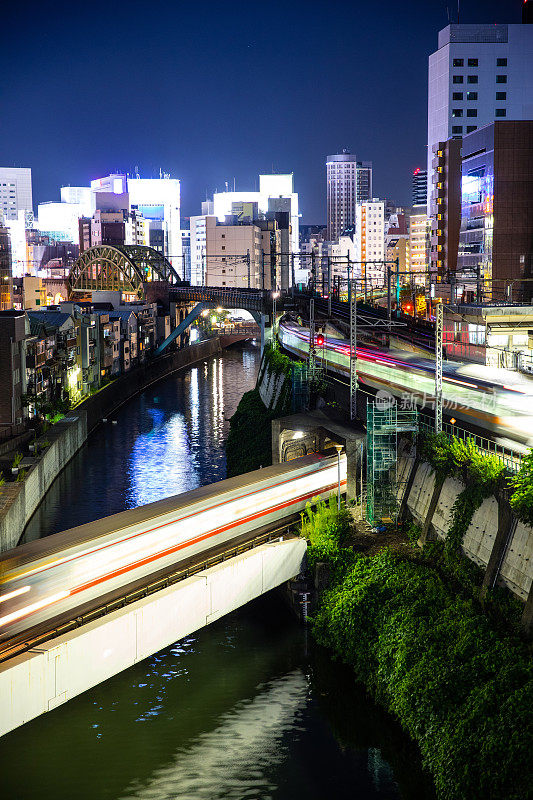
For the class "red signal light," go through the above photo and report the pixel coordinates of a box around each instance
[316,334,325,347]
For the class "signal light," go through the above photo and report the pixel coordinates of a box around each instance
[316,334,325,347]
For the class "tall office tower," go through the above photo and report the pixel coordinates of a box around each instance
[326,151,372,242]
[412,168,428,205]
[427,20,533,205]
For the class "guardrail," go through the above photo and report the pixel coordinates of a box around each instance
[418,412,523,472]
[0,525,298,664]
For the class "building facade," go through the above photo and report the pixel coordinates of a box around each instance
[326,151,372,242]
[354,200,385,288]
[427,21,533,204]
[0,168,32,223]
[429,137,462,278]
[458,120,533,301]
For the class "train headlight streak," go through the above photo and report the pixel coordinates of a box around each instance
[0,590,70,628]
[0,586,30,604]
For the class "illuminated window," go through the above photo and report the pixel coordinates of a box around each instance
[452,109,463,117]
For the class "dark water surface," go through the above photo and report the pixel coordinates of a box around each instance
[4,343,433,800]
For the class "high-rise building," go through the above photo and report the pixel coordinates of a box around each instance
[354,200,385,288]
[0,167,33,223]
[326,151,372,242]
[412,168,427,205]
[427,21,533,204]
[126,176,181,270]
[458,120,533,301]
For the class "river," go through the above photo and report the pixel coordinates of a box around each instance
[3,343,433,800]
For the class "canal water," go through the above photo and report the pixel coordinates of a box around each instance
[3,343,433,800]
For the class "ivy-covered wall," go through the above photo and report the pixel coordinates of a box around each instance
[403,433,533,602]
[225,346,295,478]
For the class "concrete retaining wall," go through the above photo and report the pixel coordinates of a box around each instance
[0,412,88,552]
[0,537,307,738]
[0,339,225,552]
[400,454,533,602]
[257,355,289,412]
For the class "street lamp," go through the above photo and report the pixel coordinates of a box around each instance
[272,291,280,348]
[335,444,343,511]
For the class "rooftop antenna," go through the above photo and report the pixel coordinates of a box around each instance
[457,0,460,23]
[225,181,229,192]
[233,177,236,191]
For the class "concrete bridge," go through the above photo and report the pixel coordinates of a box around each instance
[0,452,346,737]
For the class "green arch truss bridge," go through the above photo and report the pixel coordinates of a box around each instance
[68,245,182,300]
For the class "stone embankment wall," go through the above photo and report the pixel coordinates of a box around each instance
[398,444,533,602]
[0,339,224,551]
[256,355,291,412]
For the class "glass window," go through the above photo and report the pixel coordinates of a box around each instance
[467,109,477,117]
[467,58,478,66]
[452,109,463,117]
[453,58,464,66]
[452,125,463,135]
[496,91,507,100]
[467,75,478,84]
[496,74,507,83]
[466,91,478,100]
[495,108,506,117]
[453,75,464,84]
[466,125,477,133]
[496,58,507,67]
[453,92,463,100]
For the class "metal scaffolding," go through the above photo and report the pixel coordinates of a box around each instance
[366,400,418,525]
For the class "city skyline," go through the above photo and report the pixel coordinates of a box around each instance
[0,0,519,223]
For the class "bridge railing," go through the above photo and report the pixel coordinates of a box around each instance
[170,286,269,311]
[418,412,523,472]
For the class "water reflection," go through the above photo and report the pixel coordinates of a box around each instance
[119,671,308,800]
[22,344,260,541]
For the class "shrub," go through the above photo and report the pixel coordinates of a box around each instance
[510,451,533,527]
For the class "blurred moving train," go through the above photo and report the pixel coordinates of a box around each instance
[279,319,533,449]
[0,453,346,642]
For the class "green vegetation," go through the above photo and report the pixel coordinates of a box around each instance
[15,469,27,482]
[300,497,355,584]
[301,507,533,800]
[12,453,22,469]
[225,389,275,477]
[419,433,508,556]
[225,346,297,478]
[510,450,533,527]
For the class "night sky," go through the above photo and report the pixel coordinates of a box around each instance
[0,0,521,223]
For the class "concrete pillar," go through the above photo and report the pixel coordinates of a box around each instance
[481,497,514,598]
[345,437,364,503]
[271,419,282,465]
[398,454,420,521]
[418,475,444,546]
[521,581,533,640]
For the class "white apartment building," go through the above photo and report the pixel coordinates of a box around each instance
[206,173,299,255]
[190,215,211,285]
[354,200,385,288]
[427,22,533,205]
[0,167,32,224]
[409,205,429,281]
[326,152,372,242]
[38,201,84,242]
